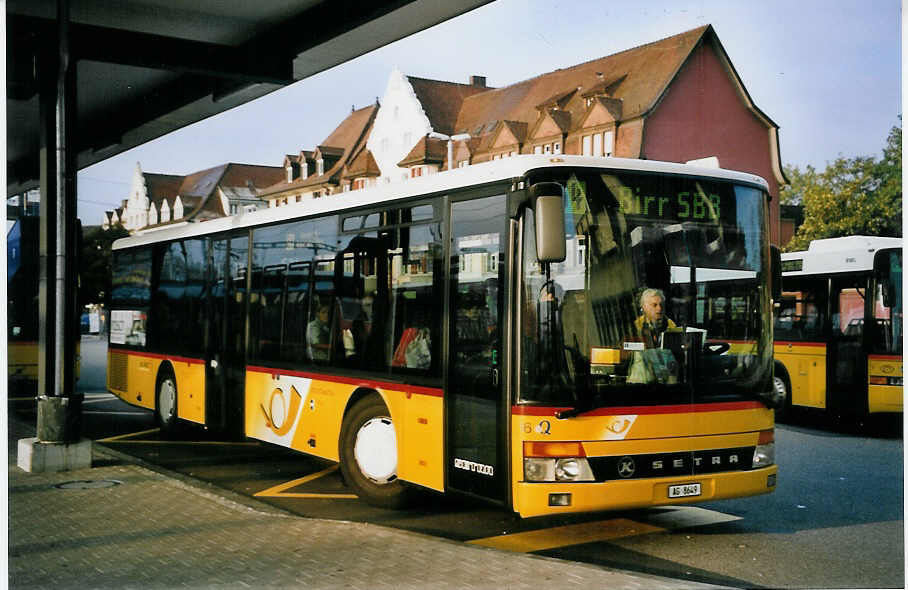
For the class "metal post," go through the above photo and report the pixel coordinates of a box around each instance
[36,0,82,443]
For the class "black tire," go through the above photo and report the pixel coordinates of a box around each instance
[156,368,179,434]
[772,365,792,422]
[339,395,411,509]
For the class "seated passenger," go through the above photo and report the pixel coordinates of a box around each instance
[307,305,332,361]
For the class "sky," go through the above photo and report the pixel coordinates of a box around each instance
[75,0,902,225]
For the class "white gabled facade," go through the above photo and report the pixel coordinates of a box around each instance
[121,162,151,231]
[367,69,434,184]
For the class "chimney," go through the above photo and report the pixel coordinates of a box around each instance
[469,75,486,87]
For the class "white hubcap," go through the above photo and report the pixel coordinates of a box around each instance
[773,376,787,405]
[354,417,397,484]
[159,379,176,421]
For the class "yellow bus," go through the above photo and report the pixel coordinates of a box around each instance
[774,236,903,419]
[7,216,81,394]
[108,155,778,517]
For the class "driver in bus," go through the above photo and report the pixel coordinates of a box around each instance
[634,288,677,348]
[627,288,679,384]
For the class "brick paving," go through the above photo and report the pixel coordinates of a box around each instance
[8,418,725,590]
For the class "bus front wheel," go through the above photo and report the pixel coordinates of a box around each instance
[339,395,411,509]
[156,369,179,434]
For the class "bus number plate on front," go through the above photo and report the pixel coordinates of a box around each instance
[668,483,701,498]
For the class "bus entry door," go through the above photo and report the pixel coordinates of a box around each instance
[206,235,247,435]
[447,195,508,503]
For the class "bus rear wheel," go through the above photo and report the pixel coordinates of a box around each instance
[156,370,178,434]
[772,368,792,422]
[339,395,411,509]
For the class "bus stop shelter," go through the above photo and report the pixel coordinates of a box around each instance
[7,0,490,469]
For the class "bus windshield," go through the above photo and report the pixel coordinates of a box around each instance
[872,248,903,355]
[520,169,773,408]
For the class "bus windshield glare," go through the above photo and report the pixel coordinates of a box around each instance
[520,170,773,408]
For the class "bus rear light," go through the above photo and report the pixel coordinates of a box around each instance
[524,441,586,457]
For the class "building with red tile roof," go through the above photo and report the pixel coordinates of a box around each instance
[106,162,283,232]
[110,25,785,241]
[359,24,785,241]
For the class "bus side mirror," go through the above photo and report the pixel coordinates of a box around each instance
[530,182,566,263]
[770,245,782,302]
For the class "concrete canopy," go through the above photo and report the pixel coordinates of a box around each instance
[6,0,492,196]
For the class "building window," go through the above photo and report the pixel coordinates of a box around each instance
[582,135,592,156]
[302,162,308,179]
[313,191,322,199]
[533,145,542,154]
[554,142,561,154]
[543,144,551,154]
[593,133,603,157]
[286,166,293,183]
[603,130,614,157]
[353,178,366,190]
[410,167,423,178]
[317,159,324,176]
[458,160,469,168]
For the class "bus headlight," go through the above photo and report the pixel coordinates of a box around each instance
[524,458,594,482]
[752,442,775,469]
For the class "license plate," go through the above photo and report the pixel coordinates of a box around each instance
[668,483,701,498]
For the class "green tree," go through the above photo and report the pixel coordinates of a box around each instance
[79,223,130,307]
[785,125,902,251]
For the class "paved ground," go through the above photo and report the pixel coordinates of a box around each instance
[8,415,727,590]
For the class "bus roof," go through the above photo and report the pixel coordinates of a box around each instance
[781,235,903,275]
[112,154,770,251]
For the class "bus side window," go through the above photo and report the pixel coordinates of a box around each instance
[391,224,442,375]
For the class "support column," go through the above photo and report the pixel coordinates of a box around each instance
[20,0,90,472]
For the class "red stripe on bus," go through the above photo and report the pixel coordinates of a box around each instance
[869,354,903,362]
[108,348,205,366]
[245,365,444,398]
[512,400,766,416]
[775,341,826,348]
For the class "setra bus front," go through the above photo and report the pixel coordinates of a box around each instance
[511,168,778,517]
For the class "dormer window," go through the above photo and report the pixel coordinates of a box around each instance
[286,166,293,183]
[302,162,308,179]
[317,159,324,176]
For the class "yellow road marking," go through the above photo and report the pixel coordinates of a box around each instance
[103,440,261,446]
[468,518,666,553]
[97,427,161,442]
[254,465,357,499]
[97,428,260,446]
